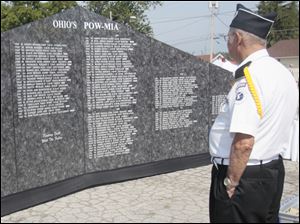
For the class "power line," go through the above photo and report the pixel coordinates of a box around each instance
[172,37,210,46]
[165,32,227,44]
[169,32,226,45]
[157,27,298,46]
[172,38,210,46]
[155,18,208,36]
[150,16,192,21]
[151,15,210,24]
[152,1,187,10]
[167,35,206,44]
[215,14,229,28]
[150,8,257,24]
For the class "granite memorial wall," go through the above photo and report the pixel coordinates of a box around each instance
[1,7,233,216]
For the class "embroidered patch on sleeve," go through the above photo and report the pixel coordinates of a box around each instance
[235,89,247,104]
[234,81,247,104]
[236,92,244,101]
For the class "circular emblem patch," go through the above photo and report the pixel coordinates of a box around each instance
[236,92,244,101]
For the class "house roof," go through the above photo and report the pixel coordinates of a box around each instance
[195,54,215,62]
[195,53,227,62]
[196,53,237,65]
[268,39,299,58]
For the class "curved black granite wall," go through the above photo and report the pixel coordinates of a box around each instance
[1,6,233,216]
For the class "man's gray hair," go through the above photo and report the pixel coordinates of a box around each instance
[229,27,267,47]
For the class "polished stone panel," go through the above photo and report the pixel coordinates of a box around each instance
[1,6,231,199]
[150,40,210,161]
[1,32,18,197]
[208,64,233,125]
[83,17,155,172]
[2,7,85,193]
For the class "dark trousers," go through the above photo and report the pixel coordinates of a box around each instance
[209,157,285,223]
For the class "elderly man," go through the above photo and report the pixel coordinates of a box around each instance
[209,4,299,223]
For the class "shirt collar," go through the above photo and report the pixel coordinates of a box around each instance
[238,49,269,68]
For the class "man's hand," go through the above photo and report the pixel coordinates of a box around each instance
[226,187,236,198]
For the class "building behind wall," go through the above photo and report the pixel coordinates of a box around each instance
[268,39,299,84]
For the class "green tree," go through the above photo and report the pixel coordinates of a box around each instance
[2,1,42,32]
[257,1,299,47]
[86,1,162,36]
[1,1,78,32]
[1,1,162,36]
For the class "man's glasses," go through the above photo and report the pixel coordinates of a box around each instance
[223,34,229,42]
[223,32,235,42]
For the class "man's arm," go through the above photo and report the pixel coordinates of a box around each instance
[226,133,254,198]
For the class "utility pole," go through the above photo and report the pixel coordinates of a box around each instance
[209,1,219,63]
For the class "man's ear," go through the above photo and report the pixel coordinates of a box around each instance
[235,32,243,46]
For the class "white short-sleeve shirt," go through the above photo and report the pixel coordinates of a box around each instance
[209,49,299,160]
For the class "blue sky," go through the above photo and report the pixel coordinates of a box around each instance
[146,1,259,56]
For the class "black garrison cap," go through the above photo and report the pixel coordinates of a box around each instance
[230,4,277,39]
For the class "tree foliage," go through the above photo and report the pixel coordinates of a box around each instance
[86,1,162,36]
[257,1,299,47]
[1,1,78,32]
[1,1,162,36]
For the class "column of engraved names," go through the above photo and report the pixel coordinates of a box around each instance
[14,42,73,118]
[86,37,137,159]
[155,76,198,130]
[211,94,227,122]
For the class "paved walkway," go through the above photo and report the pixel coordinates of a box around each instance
[1,160,298,223]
